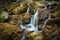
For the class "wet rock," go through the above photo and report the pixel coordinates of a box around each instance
[22,14,31,24]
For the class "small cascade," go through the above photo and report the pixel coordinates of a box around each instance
[24,10,39,32]
[39,6,51,33]
[19,17,26,29]
[20,3,51,40]
[26,7,30,14]
[40,11,51,33]
[26,1,30,14]
[30,15,35,25]
[33,10,39,31]
[20,10,39,40]
[33,10,38,26]
[26,0,33,14]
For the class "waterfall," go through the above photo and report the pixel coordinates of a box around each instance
[39,6,51,32]
[26,1,30,14]
[26,7,29,14]
[23,10,39,32]
[33,10,39,31]
[30,16,34,25]
[41,11,51,32]
[20,4,51,40]
[20,10,39,40]
[20,10,39,31]
[26,0,33,14]
[25,15,36,31]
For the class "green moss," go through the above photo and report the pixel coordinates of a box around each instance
[5,28,13,34]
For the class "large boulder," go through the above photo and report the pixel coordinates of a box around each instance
[0,11,10,22]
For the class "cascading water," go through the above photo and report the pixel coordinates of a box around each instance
[33,10,39,31]
[26,0,33,14]
[20,10,39,40]
[39,11,51,33]
[39,6,51,33]
[20,4,51,40]
[42,11,50,31]
[26,6,29,14]
[25,10,39,32]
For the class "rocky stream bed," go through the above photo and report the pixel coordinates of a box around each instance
[0,0,60,40]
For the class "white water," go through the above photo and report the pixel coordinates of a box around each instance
[33,10,39,31]
[25,10,39,32]
[26,0,33,14]
[26,7,30,14]
[20,6,51,40]
[20,10,39,40]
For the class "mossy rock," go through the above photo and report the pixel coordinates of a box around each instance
[12,3,28,15]
[0,11,10,22]
[25,32,44,40]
